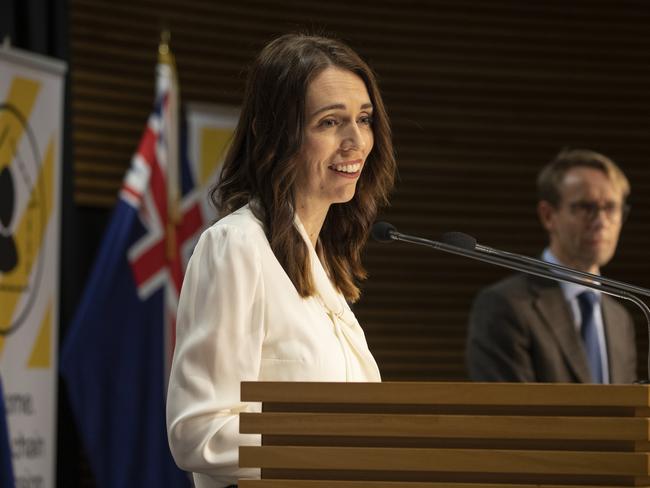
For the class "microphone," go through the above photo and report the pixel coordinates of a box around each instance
[371,221,650,380]
[370,221,397,243]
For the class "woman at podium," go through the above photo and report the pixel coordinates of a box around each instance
[166,32,396,488]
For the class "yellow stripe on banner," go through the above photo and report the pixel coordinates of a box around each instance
[0,137,55,354]
[199,127,232,186]
[0,77,41,167]
[27,299,52,368]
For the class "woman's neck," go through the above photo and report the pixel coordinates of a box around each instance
[295,201,329,248]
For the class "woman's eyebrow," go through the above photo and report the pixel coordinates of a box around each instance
[311,102,373,117]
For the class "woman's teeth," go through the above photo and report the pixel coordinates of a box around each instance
[331,163,361,173]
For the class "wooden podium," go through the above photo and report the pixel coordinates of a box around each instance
[238,381,650,487]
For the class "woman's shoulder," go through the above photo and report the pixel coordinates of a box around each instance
[200,203,266,247]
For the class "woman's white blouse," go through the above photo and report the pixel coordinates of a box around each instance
[166,204,380,487]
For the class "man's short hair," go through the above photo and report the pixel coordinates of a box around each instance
[537,148,630,206]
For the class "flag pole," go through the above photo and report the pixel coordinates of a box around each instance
[159,30,180,262]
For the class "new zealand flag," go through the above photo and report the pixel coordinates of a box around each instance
[59,54,202,488]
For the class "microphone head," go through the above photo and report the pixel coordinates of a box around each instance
[441,231,477,250]
[371,221,397,243]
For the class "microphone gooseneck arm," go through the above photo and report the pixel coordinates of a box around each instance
[475,241,650,298]
[441,230,650,298]
[376,224,650,381]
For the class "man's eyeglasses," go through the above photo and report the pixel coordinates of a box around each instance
[567,201,630,222]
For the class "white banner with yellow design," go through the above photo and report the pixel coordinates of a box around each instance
[0,45,66,487]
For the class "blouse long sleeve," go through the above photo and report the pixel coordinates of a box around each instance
[166,222,265,482]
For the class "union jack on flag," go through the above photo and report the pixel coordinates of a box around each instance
[121,54,204,377]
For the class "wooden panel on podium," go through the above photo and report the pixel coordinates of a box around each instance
[238,382,650,487]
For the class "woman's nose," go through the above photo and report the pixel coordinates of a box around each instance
[341,122,367,152]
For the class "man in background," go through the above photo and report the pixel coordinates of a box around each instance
[466,149,637,383]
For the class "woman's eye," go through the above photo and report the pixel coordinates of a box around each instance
[319,118,338,128]
[359,115,373,125]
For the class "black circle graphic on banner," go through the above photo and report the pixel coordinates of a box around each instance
[0,103,45,336]
[0,166,18,272]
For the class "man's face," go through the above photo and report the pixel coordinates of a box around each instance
[538,167,626,274]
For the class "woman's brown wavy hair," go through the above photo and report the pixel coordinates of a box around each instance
[211,32,396,302]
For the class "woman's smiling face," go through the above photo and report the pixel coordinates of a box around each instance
[293,66,374,218]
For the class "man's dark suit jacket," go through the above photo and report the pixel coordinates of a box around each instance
[466,274,637,383]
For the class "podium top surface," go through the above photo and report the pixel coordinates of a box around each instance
[240,381,650,407]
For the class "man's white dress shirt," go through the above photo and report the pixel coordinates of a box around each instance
[543,248,610,383]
